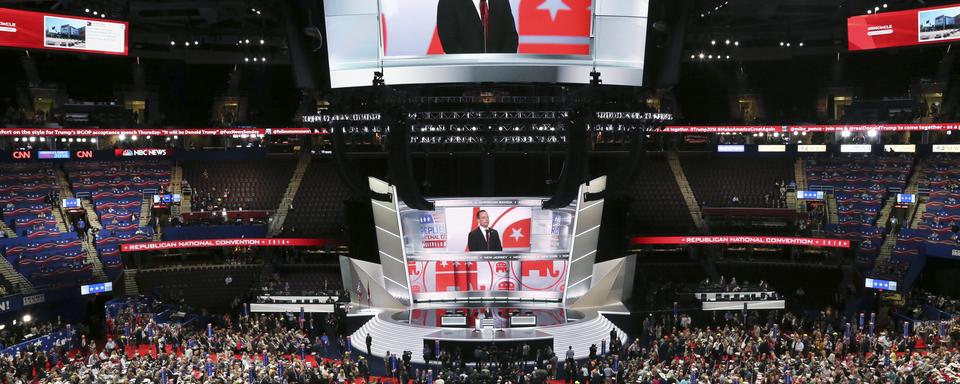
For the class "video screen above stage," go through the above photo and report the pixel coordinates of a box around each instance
[399,198,575,301]
[323,0,649,87]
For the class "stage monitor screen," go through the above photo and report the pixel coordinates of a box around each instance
[153,194,182,204]
[399,198,575,301]
[897,193,916,204]
[0,7,128,55]
[797,191,825,200]
[80,282,113,295]
[865,278,897,291]
[323,0,649,87]
[848,3,960,51]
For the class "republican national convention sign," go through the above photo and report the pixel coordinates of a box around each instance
[121,238,328,252]
[631,236,851,248]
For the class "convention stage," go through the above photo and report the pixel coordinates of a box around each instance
[347,304,627,363]
[342,178,633,363]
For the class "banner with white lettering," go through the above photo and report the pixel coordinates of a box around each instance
[120,238,329,252]
[631,236,850,248]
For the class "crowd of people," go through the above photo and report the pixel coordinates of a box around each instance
[3,295,960,383]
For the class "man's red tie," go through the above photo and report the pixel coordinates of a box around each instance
[480,0,490,44]
[485,229,490,250]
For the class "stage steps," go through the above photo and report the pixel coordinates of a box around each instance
[350,312,626,363]
[124,269,140,296]
[0,220,16,238]
[81,200,103,230]
[909,196,927,229]
[825,194,839,225]
[139,195,152,228]
[81,235,108,281]
[51,207,69,233]
[666,152,705,231]
[790,158,806,214]
[268,152,312,237]
[0,255,34,294]
[794,158,807,191]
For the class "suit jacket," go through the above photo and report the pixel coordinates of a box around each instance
[437,0,519,54]
[467,226,502,251]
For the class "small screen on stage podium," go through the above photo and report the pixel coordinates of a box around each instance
[440,316,468,327]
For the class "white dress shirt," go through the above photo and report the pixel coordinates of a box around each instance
[472,0,482,18]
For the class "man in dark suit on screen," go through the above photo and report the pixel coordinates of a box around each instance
[437,0,519,54]
[467,210,503,251]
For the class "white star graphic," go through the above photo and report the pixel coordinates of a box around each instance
[537,0,571,22]
[509,227,524,242]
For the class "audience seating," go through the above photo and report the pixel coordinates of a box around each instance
[0,232,92,287]
[281,159,351,237]
[183,158,296,211]
[136,265,260,311]
[0,164,96,288]
[261,265,344,295]
[628,157,694,234]
[0,164,60,237]
[64,160,166,280]
[681,155,794,208]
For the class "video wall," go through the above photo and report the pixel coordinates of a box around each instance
[0,7,128,55]
[398,198,575,300]
[848,3,960,51]
[323,0,649,87]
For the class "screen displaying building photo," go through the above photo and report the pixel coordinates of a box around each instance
[380,0,593,56]
[44,16,87,49]
[919,5,960,42]
[43,15,126,54]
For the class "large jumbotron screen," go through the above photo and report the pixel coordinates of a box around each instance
[323,0,649,87]
[399,198,576,301]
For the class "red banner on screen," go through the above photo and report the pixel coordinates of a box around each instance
[120,238,328,252]
[0,7,128,55]
[848,4,960,51]
[631,236,850,248]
